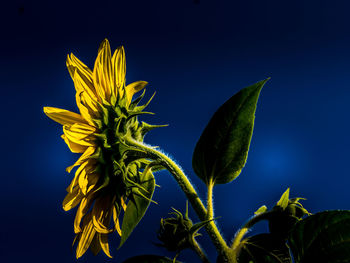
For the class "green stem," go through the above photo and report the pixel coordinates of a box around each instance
[126,138,231,260]
[231,211,273,250]
[207,179,214,220]
[191,237,211,263]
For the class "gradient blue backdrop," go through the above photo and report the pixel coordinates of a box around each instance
[2,0,350,262]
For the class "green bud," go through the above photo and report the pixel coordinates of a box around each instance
[157,207,194,252]
[268,189,310,238]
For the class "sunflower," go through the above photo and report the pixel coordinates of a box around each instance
[44,39,161,258]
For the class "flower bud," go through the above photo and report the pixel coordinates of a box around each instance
[268,190,310,238]
[157,207,194,251]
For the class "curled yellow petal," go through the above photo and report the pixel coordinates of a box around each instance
[125,81,148,104]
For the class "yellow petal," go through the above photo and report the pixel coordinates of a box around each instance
[121,196,127,212]
[93,39,112,103]
[76,216,96,259]
[92,196,114,234]
[78,168,88,195]
[111,46,126,98]
[89,233,102,256]
[92,214,113,234]
[62,187,83,211]
[112,205,122,236]
[43,107,85,126]
[67,53,94,84]
[74,193,95,233]
[66,146,95,173]
[76,91,97,127]
[69,161,88,191]
[74,70,100,114]
[86,173,99,194]
[63,123,96,147]
[99,233,112,258]
[62,133,88,153]
[125,80,148,104]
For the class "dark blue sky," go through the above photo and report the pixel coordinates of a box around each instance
[2,0,350,262]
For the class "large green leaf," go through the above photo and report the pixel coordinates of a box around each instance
[288,210,350,263]
[118,170,156,248]
[236,234,292,263]
[192,79,268,185]
[122,255,182,263]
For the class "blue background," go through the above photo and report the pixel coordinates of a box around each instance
[2,0,350,262]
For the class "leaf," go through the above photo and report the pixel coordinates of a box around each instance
[118,170,156,248]
[288,210,350,263]
[192,79,269,185]
[254,205,268,215]
[122,255,182,263]
[276,188,290,210]
[237,234,292,263]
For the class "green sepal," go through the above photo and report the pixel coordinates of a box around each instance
[129,89,147,110]
[119,169,156,248]
[126,111,155,123]
[133,91,156,112]
[189,217,219,236]
[122,255,182,263]
[268,188,310,238]
[254,205,268,215]
[288,210,350,263]
[236,233,292,263]
[139,122,168,138]
[91,172,110,194]
[276,188,290,210]
[192,79,269,185]
[99,102,110,126]
[91,118,103,130]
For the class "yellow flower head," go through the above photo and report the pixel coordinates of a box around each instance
[44,39,160,259]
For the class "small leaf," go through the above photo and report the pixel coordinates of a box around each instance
[276,188,290,210]
[236,234,292,263]
[118,170,156,248]
[192,79,269,185]
[288,210,350,263]
[122,255,182,263]
[254,205,268,215]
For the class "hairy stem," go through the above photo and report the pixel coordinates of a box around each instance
[191,237,211,263]
[126,138,231,260]
[207,179,214,220]
[231,211,273,250]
